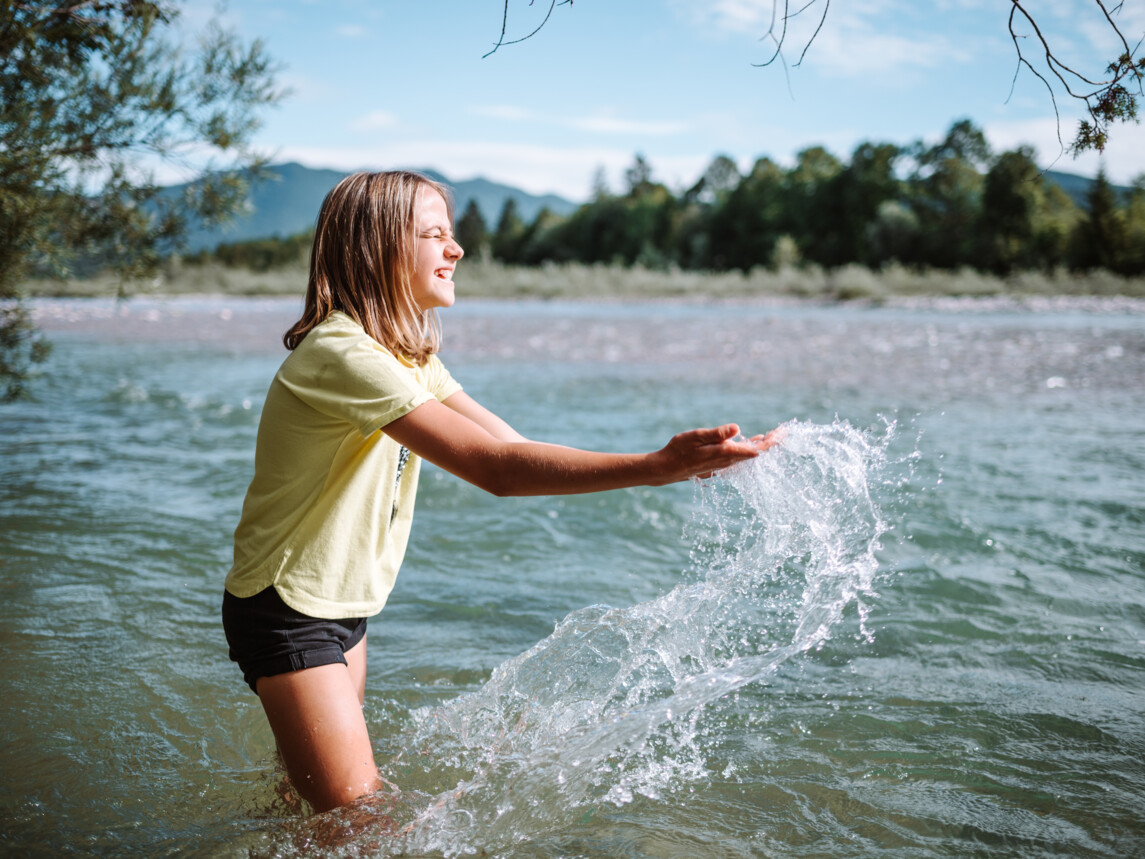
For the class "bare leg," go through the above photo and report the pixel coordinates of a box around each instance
[256,636,381,813]
[345,633,368,707]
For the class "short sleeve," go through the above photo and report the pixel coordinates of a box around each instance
[422,353,463,403]
[277,316,433,437]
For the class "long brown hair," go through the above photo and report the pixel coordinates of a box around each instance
[283,170,453,364]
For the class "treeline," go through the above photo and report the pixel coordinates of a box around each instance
[192,120,1145,276]
[185,230,312,272]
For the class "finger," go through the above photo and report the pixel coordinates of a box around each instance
[679,425,733,449]
[747,427,787,451]
[699,423,740,445]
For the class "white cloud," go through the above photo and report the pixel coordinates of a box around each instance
[470,105,535,121]
[567,115,689,135]
[335,24,369,39]
[673,0,978,75]
[348,110,399,132]
[984,116,1145,184]
[807,2,975,76]
[274,71,331,104]
[276,141,641,200]
[708,0,775,30]
[467,105,687,137]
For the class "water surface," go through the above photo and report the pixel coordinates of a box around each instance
[2,296,1143,857]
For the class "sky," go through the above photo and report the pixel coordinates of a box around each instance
[181,0,1145,201]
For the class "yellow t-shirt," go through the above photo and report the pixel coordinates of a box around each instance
[225,311,462,618]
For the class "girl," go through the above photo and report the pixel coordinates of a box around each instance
[222,170,782,814]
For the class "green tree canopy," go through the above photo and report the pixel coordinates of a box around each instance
[491,197,525,263]
[1,1,282,398]
[455,199,489,259]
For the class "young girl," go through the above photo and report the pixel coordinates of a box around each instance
[222,170,782,814]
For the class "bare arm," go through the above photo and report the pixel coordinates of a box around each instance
[441,391,528,442]
[383,396,781,497]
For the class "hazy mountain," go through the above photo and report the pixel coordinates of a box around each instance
[1044,169,1133,208]
[176,163,579,252]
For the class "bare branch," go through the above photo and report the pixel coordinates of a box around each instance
[484,0,571,59]
[479,0,1141,155]
[754,0,790,68]
[793,0,829,68]
[750,0,1142,156]
[1008,0,1144,153]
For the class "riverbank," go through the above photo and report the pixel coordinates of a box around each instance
[20,259,1145,302]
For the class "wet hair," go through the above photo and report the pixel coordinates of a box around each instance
[283,170,453,364]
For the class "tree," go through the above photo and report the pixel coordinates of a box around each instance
[1121,177,1145,273]
[707,157,786,271]
[780,145,843,252]
[1071,167,1129,271]
[490,197,525,263]
[814,142,902,267]
[905,119,991,267]
[623,153,655,198]
[455,199,489,259]
[684,154,741,205]
[979,147,1043,272]
[1,1,281,399]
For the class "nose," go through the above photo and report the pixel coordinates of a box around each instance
[447,237,464,260]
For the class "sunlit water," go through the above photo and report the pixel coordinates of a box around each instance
[2,296,1143,857]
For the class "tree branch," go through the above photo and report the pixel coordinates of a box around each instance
[1008,0,1144,153]
[485,0,572,59]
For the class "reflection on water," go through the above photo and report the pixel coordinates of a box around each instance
[3,297,1144,857]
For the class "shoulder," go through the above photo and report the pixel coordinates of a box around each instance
[288,312,402,369]
[296,311,368,351]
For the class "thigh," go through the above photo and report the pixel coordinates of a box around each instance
[256,662,382,813]
[345,633,368,706]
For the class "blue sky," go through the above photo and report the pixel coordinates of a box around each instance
[183,0,1145,200]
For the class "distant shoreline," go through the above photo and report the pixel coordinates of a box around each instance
[26,291,1145,342]
[20,259,1145,305]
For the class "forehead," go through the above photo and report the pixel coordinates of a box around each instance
[415,186,450,224]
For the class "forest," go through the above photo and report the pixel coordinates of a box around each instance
[193,121,1145,279]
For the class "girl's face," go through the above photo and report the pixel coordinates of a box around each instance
[411,187,464,312]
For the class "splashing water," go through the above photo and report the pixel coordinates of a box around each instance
[338,419,893,856]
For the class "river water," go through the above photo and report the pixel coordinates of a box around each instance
[2,295,1143,857]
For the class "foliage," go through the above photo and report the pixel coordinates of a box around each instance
[1005,1,1144,155]
[189,230,311,272]
[184,120,1145,291]
[456,200,489,258]
[0,1,281,398]
[475,120,1145,281]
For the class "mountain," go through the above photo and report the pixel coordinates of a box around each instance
[175,163,578,252]
[1044,169,1133,208]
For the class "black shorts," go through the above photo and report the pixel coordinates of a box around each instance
[222,587,368,694]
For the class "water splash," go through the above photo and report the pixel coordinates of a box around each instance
[362,419,893,856]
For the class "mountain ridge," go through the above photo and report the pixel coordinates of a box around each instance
[176,163,578,252]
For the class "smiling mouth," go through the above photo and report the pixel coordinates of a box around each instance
[434,268,454,281]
